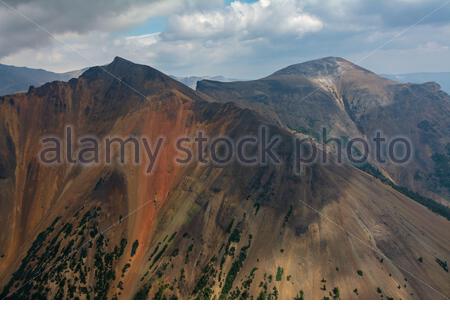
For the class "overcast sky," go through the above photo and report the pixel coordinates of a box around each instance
[0,0,449,78]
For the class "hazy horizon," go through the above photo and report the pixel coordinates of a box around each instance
[2,55,450,80]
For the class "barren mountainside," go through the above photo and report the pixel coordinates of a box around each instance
[0,57,449,299]
[197,57,450,205]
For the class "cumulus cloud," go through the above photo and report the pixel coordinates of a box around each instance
[163,0,323,40]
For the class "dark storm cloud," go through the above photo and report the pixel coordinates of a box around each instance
[0,0,223,58]
[0,0,152,57]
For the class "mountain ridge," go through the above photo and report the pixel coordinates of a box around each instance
[171,75,240,90]
[197,57,450,205]
[0,57,449,299]
[383,72,450,94]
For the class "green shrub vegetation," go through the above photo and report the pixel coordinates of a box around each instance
[229,228,241,243]
[254,203,261,215]
[356,162,450,220]
[150,243,168,268]
[294,290,304,300]
[185,243,194,264]
[130,240,139,257]
[435,258,448,272]
[193,256,218,299]
[332,287,340,299]
[432,152,450,192]
[275,267,284,281]
[220,237,252,299]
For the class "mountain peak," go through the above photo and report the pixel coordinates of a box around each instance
[268,56,370,79]
[311,56,350,64]
[80,56,161,79]
[80,56,167,83]
[77,57,197,100]
[106,56,155,74]
[110,56,134,67]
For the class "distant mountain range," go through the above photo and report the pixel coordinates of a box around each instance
[0,62,238,95]
[0,64,85,96]
[1,61,448,96]
[171,75,240,89]
[383,72,450,94]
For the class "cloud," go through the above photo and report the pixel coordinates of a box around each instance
[0,0,222,58]
[163,0,323,41]
[302,0,450,29]
[136,0,325,77]
[0,0,325,76]
[1,0,449,77]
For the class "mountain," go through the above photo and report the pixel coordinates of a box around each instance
[0,63,85,96]
[0,57,449,299]
[383,72,450,94]
[171,75,239,90]
[198,57,450,206]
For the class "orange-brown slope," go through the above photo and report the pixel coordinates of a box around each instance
[0,56,200,295]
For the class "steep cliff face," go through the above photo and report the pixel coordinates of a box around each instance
[0,57,449,299]
[197,57,450,204]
